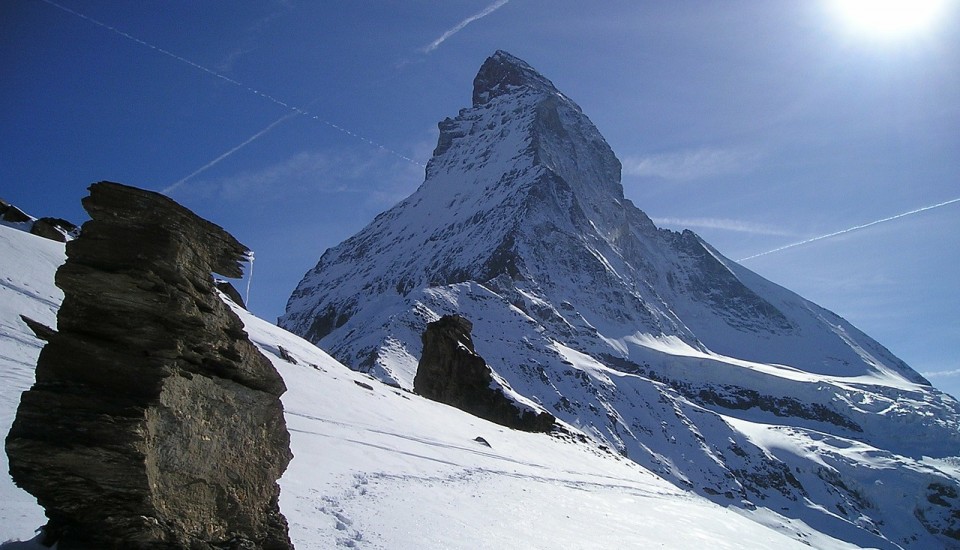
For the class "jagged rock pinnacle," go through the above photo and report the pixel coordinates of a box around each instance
[472,50,560,106]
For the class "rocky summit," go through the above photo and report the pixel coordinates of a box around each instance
[6,182,293,549]
[282,51,960,547]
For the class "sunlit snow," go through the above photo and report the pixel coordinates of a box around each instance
[1,223,849,549]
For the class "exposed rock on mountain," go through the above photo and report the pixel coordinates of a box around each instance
[0,199,78,243]
[5,182,292,549]
[415,315,554,432]
[0,199,31,224]
[217,279,248,310]
[30,217,79,243]
[281,51,960,547]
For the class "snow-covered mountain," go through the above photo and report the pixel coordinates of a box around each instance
[3,216,852,549]
[281,51,960,548]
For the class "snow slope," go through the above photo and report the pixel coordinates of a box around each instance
[1,222,857,548]
[0,226,62,537]
[240,305,837,549]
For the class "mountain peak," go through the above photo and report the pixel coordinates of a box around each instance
[281,52,960,547]
[472,50,559,106]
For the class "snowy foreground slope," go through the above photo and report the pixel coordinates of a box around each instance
[281,51,960,548]
[238,305,829,549]
[0,223,845,548]
[0,227,61,536]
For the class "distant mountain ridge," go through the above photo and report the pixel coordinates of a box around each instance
[282,51,960,547]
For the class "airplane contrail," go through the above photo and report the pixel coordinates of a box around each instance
[739,197,960,261]
[423,0,510,53]
[162,111,299,195]
[38,0,425,168]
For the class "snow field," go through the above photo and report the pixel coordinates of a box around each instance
[0,225,824,547]
[238,305,818,549]
[0,226,63,541]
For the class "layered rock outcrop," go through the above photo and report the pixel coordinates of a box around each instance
[5,182,293,549]
[414,315,554,432]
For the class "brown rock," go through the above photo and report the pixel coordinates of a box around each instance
[5,182,293,549]
[0,199,31,223]
[29,217,79,242]
[414,314,554,432]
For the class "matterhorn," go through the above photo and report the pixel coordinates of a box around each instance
[282,51,960,548]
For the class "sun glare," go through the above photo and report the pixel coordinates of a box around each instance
[832,0,948,37]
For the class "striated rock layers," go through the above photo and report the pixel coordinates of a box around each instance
[5,182,293,549]
[414,315,554,432]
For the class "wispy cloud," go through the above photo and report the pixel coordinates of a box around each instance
[216,46,257,73]
[422,0,510,53]
[40,0,423,169]
[651,217,796,237]
[216,1,294,72]
[204,151,338,201]
[622,147,761,181]
[739,197,960,261]
[163,111,299,195]
[182,148,423,207]
[920,368,960,378]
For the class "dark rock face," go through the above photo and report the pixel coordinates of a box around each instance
[0,198,31,223]
[5,182,293,549]
[216,280,247,310]
[1,198,79,242]
[414,315,554,432]
[30,217,79,242]
[472,49,558,107]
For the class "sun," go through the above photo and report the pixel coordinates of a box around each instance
[831,0,949,37]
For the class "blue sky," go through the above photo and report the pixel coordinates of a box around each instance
[3,1,958,397]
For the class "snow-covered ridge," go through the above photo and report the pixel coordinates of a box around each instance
[281,51,960,547]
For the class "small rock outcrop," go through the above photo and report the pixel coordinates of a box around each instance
[414,315,554,432]
[0,198,31,223]
[5,182,293,549]
[216,279,247,310]
[30,216,79,242]
[1,198,79,242]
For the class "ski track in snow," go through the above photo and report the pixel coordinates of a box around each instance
[287,409,677,498]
